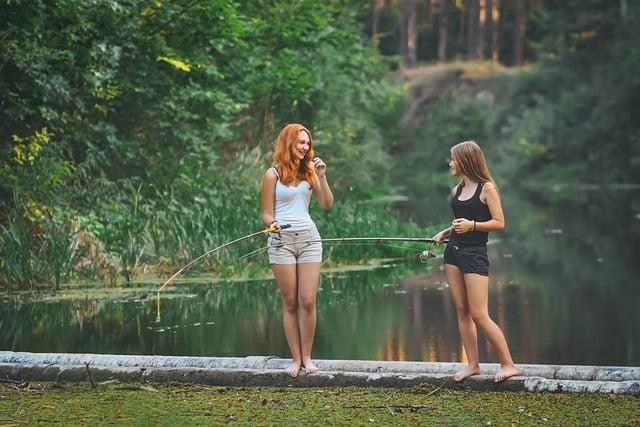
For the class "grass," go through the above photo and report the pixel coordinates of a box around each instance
[0,381,638,426]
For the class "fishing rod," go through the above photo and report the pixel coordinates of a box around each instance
[239,237,449,262]
[155,229,445,323]
[239,241,430,262]
[155,224,291,322]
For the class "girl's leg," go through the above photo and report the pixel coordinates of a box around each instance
[272,264,302,377]
[445,264,480,381]
[464,273,519,382]
[297,262,321,374]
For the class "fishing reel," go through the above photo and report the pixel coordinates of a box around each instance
[268,233,285,249]
[419,249,437,263]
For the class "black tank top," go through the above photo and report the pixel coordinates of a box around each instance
[450,183,491,245]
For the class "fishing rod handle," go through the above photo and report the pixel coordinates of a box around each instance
[268,223,291,232]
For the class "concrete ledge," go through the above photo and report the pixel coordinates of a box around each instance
[1,352,638,395]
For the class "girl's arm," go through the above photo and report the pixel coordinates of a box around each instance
[312,157,333,210]
[433,225,453,244]
[434,185,458,242]
[475,182,505,232]
[261,169,280,229]
[313,174,334,210]
[452,182,505,233]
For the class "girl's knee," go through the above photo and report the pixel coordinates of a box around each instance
[454,305,470,319]
[470,310,490,324]
[282,297,298,313]
[298,296,316,312]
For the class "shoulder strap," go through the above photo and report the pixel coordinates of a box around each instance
[271,166,279,215]
[270,165,280,181]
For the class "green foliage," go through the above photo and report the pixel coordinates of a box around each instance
[395,0,640,196]
[492,0,640,184]
[0,195,80,290]
[390,97,490,206]
[0,0,417,288]
[0,196,36,289]
[39,211,81,290]
[3,0,636,289]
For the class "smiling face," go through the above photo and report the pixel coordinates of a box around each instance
[449,150,460,176]
[273,124,316,187]
[294,130,311,161]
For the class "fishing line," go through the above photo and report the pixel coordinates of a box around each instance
[155,224,291,323]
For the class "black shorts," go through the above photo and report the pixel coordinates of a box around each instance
[443,243,489,276]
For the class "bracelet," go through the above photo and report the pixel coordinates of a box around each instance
[472,220,476,232]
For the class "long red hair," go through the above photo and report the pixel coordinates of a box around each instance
[451,140,498,190]
[273,124,316,188]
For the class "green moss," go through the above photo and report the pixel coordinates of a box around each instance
[0,382,637,426]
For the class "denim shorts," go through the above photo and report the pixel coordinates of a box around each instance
[443,242,489,276]
[267,226,322,264]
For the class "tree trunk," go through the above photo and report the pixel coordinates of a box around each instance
[512,0,526,65]
[466,0,479,60]
[372,0,384,46]
[457,0,466,48]
[398,5,407,65]
[488,0,500,62]
[437,0,449,63]
[427,0,436,30]
[404,0,418,68]
[475,0,487,59]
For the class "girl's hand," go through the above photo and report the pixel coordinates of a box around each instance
[313,157,327,178]
[432,230,447,245]
[269,221,282,233]
[452,218,474,234]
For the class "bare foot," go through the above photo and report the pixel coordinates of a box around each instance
[286,361,302,377]
[303,359,318,375]
[453,366,480,382]
[494,365,519,383]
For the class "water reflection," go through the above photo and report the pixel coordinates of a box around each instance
[1,189,639,366]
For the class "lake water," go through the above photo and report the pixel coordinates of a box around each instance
[1,188,639,366]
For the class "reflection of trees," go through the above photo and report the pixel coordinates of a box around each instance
[1,267,422,358]
[494,189,640,365]
[0,299,139,354]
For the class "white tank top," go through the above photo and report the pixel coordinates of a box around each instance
[272,168,315,231]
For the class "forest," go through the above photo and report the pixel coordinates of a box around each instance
[1,0,638,289]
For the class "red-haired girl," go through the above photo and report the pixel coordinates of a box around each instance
[260,124,334,377]
[433,140,519,383]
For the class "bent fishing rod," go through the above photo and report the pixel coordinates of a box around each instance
[157,224,291,292]
[155,227,445,322]
[155,224,291,322]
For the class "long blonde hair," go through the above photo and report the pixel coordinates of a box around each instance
[273,124,316,188]
[451,140,497,189]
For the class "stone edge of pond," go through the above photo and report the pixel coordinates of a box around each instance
[0,352,639,396]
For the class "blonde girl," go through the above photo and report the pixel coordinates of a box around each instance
[433,140,518,383]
